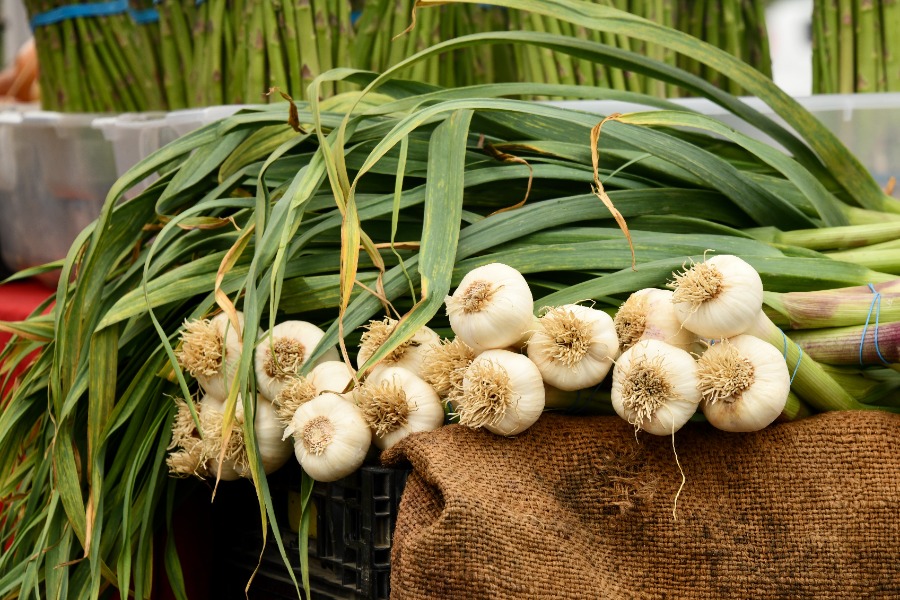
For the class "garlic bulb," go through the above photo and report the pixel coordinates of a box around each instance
[457,349,545,436]
[354,366,444,450]
[255,320,339,401]
[445,263,534,353]
[527,304,619,391]
[611,339,701,436]
[697,335,790,432]
[166,398,208,479]
[615,288,697,352]
[356,317,440,377]
[177,311,258,401]
[285,392,371,482]
[419,337,476,403]
[274,361,356,428]
[669,254,763,339]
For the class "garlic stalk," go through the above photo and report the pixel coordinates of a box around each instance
[445,262,534,353]
[611,339,701,436]
[668,254,763,339]
[527,304,619,391]
[356,317,440,377]
[255,320,339,401]
[696,335,790,432]
[176,311,259,401]
[457,349,545,436]
[354,366,444,450]
[284,392,371,482]
[615,288,697,352]
[273,360,357,427]
[419,337,476,404]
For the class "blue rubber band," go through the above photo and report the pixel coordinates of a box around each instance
[130,7,159,24]
[781,331,788,359]
[790,347,802,385]
[351,10,361,25]
[859,283,891,366]
[31,0,129,28]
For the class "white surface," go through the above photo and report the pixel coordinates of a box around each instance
[3,0,29,69]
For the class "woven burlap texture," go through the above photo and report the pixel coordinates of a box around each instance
[384,411,900,599]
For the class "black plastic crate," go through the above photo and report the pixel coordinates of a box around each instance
[313,466,410,600]
[212,463,409,600]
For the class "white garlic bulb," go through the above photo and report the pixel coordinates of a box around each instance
[611,339,701,436]
[308,360,356,395]
[697,335,790,432]
[457,349,545,436]
[356,317,440,377]
[176,311,263,401]
[199,394,293,480]
[527,304,619,391]
[285,392,371,482]
[615,288,697,352]
[444,263,534,353]
[355,366,444,450]
[669,254,764,339]
[255,320,340,401]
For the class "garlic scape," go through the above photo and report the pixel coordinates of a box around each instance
[354,366,444,450]
[527,304,619,391]
[274,360,356,427]
[284,392,371,482]
[611,339,701,436]
[445,262,534,353]
[615,288,697,352]
[668,254,764,339]
[457,349,545,436]
[176,311,257,400]
[696,335,790,432]
[357,317,440,377]
[420,337,476,405]
[254,320,339,401]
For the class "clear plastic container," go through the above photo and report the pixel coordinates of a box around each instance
[0,111,116,282]
[0,105,244,279]
[550,92,900,186]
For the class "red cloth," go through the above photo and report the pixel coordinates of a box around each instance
[0,280,54,398]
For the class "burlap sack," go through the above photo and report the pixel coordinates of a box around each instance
[383,411,900,599]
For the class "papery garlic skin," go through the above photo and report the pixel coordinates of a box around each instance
[670,254,764,340]
[308,361,356,395]
[445,263,534,353]
[611,339,701,436]
[698,335,790,432]
[286,393,371,482]
[615,288,697,352]
[253,398,295,473]
[179,312,257,401]
[458,349,545,436]
[356,318,440,377]
[255,320,339,401]
[527,304,619,391]
[356,367,444,450]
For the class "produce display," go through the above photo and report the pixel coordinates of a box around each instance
[1,0,899,598]
[812,0,900,93]
[25,0,772,112]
